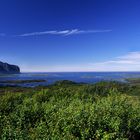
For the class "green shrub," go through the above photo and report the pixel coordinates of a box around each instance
[0,82,140,139]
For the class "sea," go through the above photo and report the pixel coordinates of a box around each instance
[0,72,140,87]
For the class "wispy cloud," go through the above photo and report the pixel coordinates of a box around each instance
[17,29,112,37]
[102,52,140,65]
[88,52,140,71]
[21,52,140,72]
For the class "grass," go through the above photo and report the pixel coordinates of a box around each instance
[0,81,140,139]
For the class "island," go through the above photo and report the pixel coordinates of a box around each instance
[0,61,20,74]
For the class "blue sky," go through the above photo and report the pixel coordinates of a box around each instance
[0,0,140,72]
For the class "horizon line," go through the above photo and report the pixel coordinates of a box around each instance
[20,71,140,73]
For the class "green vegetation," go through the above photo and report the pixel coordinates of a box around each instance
[0,81,140,139]
[126,78,140,85]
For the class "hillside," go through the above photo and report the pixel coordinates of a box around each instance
[0,61,20,74]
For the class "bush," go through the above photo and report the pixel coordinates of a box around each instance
[0,82,140,139]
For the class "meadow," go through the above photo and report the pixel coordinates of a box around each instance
[0,80,140,139]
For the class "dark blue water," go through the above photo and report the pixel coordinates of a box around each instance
[0,72,140,87]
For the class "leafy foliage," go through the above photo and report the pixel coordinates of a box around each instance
[0,81,140,139]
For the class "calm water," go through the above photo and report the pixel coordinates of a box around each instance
[1,72,140,87]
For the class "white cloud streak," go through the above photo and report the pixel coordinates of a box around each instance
[17,29,112,37]
[21,52,140,72]
[88,52,140,71]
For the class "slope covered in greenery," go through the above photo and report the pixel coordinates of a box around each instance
[0,81,140,139]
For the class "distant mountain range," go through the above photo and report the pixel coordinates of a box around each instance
[0,61,20,74]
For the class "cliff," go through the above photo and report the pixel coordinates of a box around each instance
[0,61,20,74]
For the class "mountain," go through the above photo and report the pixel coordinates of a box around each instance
[0,61,20,74]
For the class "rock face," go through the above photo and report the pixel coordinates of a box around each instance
[0,61,20,74]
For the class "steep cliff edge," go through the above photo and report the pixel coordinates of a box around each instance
[0,61,20,74]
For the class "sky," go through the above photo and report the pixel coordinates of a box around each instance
[0,0,140,72]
